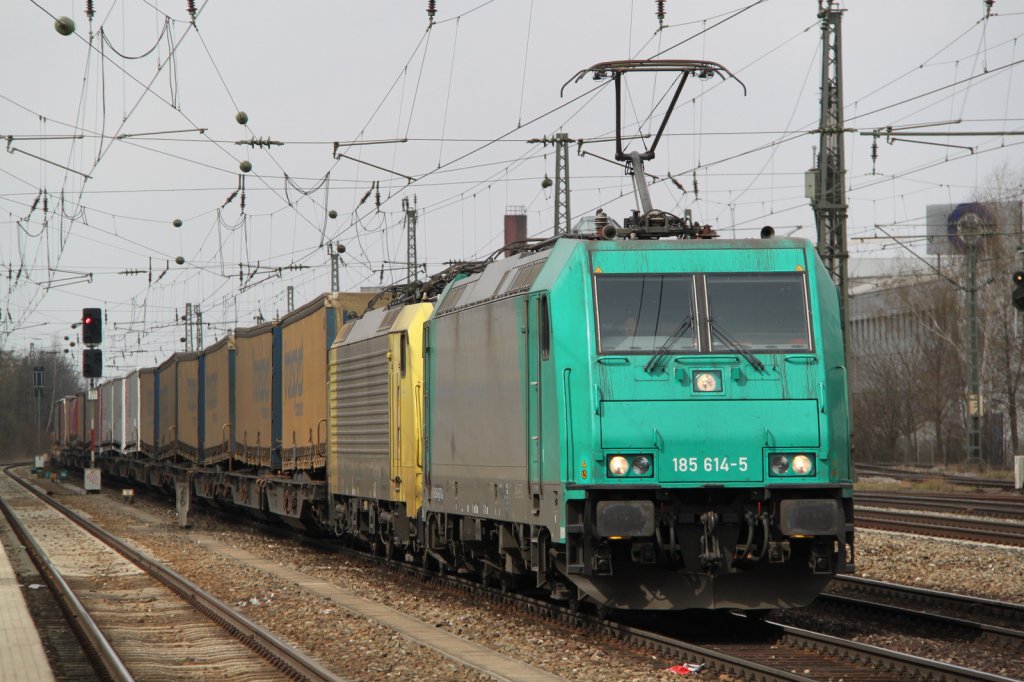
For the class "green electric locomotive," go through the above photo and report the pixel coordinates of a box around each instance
[421,230,853,610]
[419,58,852,611]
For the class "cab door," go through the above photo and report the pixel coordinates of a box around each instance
[526,294,550,515]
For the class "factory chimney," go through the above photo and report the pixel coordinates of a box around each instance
[504,206,527,257]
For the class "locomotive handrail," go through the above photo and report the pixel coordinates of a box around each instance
[414,382,423,468]
[316,419,328,447]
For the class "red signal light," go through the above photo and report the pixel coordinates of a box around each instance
[81,307,102,345]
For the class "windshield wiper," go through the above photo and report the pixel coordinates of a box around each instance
[644,316,693,374]
[709,319,766,373]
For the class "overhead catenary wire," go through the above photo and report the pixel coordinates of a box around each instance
[5,2,1023,354]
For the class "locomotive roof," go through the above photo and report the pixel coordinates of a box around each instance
[432,236,815,317]
[434,249,551,316]
[334,302,431,346]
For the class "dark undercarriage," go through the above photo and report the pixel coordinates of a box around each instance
[59,450,853,611]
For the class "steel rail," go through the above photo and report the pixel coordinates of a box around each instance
[69,464,1018,681]
[855,465,1015,490]
[426,566,821,682]
[816,593,1024,645]
[119,474,1020,682]
[765,620,1019,682]
[386,549,1016,681]
[855,491,1024,517]
[834,574,1024,608]
[855,508,1024,546]
[5,467,342,682]
[0,479,133,682]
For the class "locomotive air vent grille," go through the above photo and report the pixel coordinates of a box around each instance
[505,261,544,294]
[492,270,512,298]
[336,322,355,343]
[436,284,467,314]
[377,308,402,331]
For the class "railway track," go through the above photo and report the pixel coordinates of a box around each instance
[17,466,571,681]
[1,466,340,681]
[434,569,1020,682]
[854,507,1024,546]
[0,513,98,680]
[856,465,1017,491]
[39,464,1021,681]
[0,480,131,681]
[856,491,1024,519]
[351,531,1017,680]
[764,575,1024,677]
[828,575,1024,636]
[231,512,1020,679]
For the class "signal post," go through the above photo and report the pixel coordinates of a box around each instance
[81,307,103,492]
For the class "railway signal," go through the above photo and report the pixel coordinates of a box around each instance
[82,348,102,378]
[1012,272,1024,311]
[82,307,102,345]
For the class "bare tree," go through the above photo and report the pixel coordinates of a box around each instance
[972,165,1024,462]
[0,347,83,462]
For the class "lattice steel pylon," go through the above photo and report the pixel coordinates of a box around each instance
[553,133,571,235]
[195,305,203,349]
[811,1,850,347]
[330,248,340,291]
[403,196,418,282]
[184,303,193,351]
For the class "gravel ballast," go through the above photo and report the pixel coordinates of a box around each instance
[29,472,1024,681]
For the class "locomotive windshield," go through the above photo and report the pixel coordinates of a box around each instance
[595,274,696,353]
[706,273,811,351]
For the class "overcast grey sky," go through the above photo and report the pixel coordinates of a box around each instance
[3,1,1023,369]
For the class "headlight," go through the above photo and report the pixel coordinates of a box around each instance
[693,370,721,392]
[791,454,814,475]
[606,454,654,477]
[769,453,816,477]
[608,456,630,476]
